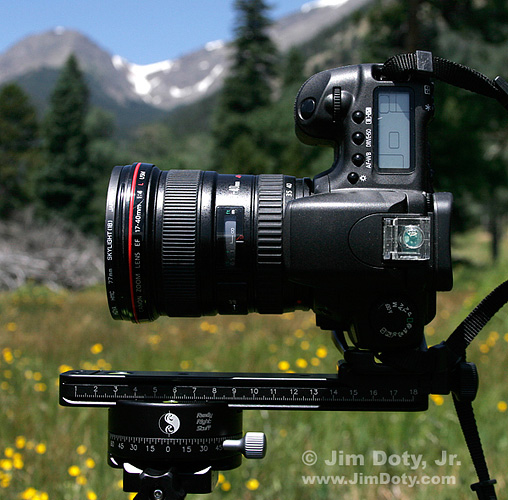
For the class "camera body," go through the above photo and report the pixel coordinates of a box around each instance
[68,54,508,500]
[105,63,453,354]
[290,63,453,351]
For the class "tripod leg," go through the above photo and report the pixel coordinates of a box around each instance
[453,395,497,500]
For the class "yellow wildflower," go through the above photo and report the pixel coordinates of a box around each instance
[497,401,507,412]
[221,481,232,492]
[90,343,103,355]
[35,443,47,455]
[430,394,444,406]
[68,465,81,477]
[277,360,290,371]
[246,478,260,490]
[316,346,328,358]
[296,358,308,369]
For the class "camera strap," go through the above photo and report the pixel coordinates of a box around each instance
[380,280,508,500]
[382,50,508,111]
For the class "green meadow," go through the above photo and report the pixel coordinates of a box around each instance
[1,230,508,500]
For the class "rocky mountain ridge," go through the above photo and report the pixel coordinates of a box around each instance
[0,0,371,114]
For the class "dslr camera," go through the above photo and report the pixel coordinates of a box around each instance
[65,53,508,499]
[105,62,452,353]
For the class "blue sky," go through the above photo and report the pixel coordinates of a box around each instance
[1,0,312,64]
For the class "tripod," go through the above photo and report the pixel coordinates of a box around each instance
[60,280,508,499]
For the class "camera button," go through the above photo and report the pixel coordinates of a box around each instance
[299,98,316,120]
[352,110,365,123]
[347,172,359,184]
[352,132,365,145]
[352,154,365,167]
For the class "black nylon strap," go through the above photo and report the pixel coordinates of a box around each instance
[446,280,508,356]
[383,51,508,109]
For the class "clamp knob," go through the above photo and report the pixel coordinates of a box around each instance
[223,432,267,459]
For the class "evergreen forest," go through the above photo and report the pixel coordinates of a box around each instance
[1,0,508,263]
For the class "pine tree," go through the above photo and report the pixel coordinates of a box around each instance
[37,55,94,230]
[0,83,38,216]
[212,0,278,172]
[225,0,278,112]
[282,47,306,89]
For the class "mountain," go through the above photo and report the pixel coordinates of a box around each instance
[0,0,371,126]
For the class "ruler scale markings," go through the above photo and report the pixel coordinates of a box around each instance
[60,370,428,411]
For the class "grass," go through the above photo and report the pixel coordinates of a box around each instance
[1,229,508,500]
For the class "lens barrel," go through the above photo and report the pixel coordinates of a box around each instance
[105,163,308,322]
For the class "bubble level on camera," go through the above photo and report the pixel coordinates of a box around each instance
[383,216,431,261]
[59,370,429,412]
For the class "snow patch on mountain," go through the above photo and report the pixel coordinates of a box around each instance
[112,55,174,96]
[169,64,225,99]
[112,52,226,105]
[205,40,225,52]
[301,0,350,13]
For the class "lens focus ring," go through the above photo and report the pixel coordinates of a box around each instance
[161,170,202,316]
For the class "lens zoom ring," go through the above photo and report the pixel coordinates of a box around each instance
[162,170,201,315]
[257,174,284,313]
[257,174,284,265]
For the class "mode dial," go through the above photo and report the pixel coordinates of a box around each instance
[371,299,418,340]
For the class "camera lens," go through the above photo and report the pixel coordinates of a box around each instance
[105,163,309,322]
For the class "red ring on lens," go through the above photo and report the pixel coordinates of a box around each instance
[128,162,142,322]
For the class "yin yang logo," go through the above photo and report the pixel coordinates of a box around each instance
[158,411,181,435]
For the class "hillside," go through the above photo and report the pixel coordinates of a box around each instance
[0,0,372,130]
